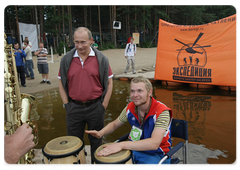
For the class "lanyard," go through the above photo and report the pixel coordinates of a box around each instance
[137,97,152,128]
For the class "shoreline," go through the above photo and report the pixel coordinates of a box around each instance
[19,47,157,94]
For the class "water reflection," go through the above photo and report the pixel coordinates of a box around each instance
[173,92,210,143]
[32,80,236,164]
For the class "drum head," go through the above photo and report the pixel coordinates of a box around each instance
[94,143,131,164]
[43,136,83,157]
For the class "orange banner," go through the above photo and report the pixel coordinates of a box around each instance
[155,14,236,86]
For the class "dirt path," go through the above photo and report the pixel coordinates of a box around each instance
[19,47,157,94]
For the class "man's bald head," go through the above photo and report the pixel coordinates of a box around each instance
[74,27,92,40]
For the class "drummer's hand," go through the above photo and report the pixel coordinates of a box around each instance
[97,143,122,156]
[85,130,103,139]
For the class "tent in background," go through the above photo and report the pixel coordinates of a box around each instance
[19,22,40,52]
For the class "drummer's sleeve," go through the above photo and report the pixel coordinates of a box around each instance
[118,106,128,123]
[154,110,170,130]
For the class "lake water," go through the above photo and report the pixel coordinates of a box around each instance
[31,80,236,164]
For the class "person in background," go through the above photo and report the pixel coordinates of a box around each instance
[124,37,137,74]
[23,40,34,80]
[4,123,35,164]
[58,27,113,163]
[22,37,32,49]
[14,42,27,87]
[34,42,51,84]
[91,39,98,49]
[23,37,34,69]
[86,76,172,164]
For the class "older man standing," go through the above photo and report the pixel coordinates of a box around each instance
[58,27,113,163]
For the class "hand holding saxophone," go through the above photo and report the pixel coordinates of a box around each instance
[4,123,35,164]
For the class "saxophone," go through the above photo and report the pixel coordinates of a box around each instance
[4,34,38,164]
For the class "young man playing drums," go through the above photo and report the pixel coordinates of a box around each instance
[86,76,173,164]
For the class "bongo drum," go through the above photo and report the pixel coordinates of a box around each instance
[94,143,132,164]
[42,136,86,164]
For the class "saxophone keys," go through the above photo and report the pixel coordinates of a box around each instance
[5,87,13,93]
[4,72,11,79]
[4,121,12,132]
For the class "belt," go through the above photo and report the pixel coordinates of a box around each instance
[70,97,100,107]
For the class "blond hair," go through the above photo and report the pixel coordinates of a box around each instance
[74,27,92,40]
[131,76,153,93]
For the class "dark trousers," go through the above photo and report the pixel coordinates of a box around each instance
[65,99,105,163]
[16,66,26,86]
[24,60,34,79]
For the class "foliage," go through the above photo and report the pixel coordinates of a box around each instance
[140,41,155,48]
[4,5,236,50]
[101,42,116,51]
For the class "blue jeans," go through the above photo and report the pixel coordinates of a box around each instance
[132,151,171,164]
[24,60,34,79]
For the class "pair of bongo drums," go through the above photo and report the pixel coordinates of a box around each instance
[42,136,132,164]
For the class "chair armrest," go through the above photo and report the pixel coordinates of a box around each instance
[159,141,184,164]
[166,141,184,157]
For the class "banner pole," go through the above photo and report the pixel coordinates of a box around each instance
[48,46,54,63]
[64,46,66,55]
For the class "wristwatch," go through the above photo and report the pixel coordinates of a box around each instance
[63,103,69,108]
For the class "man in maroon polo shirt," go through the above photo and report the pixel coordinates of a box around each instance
[58,27,113,163]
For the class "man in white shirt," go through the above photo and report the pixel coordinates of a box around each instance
[124,38,137,74]
[23,40,34,79]
[23,37,32,49]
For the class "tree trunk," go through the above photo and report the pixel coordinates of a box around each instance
[62,6,65,44]
[39,6,44,42]
[89,6,92,31]
[31,7,35,24]
[15,6,21,47]
[98,6,102,50]
[168,6,170,21]
[34,6,40,46]
[110,6,113,44]
[134,6,137,32]
[154,7,158,46]
[84,6,87,27]
[126,6,130,38]
[143,10,146,41]
[68,6,73,45]
[54,6,58,53]
[57,6,61,43]
[113,6,117,47]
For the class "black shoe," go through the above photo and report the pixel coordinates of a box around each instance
[40,80,46,84]
[22,84,26,87]
[47,81,51,84]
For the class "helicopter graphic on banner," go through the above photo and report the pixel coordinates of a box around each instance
[175,32,211,67]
